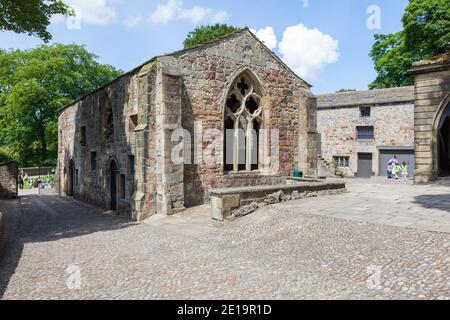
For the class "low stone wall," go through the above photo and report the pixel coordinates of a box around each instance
[0,212,4,262]
[0,161,18,199]
[210,181,346,221]
[20,166,55,178]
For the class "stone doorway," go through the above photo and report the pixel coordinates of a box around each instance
[357,153,373,178]
[109,160,118,210]
[68,159,74,196]
[437,103,450,177]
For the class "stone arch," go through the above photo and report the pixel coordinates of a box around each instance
[431,92,450,176]
[223,69,268,172]
[106,156,119,210]
[100,92,114,139]
[67,159,74,196]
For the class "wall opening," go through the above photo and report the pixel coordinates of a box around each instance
[109,160,118,210]
[437,103,450,177]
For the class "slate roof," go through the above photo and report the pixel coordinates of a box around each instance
[316,86,415,109]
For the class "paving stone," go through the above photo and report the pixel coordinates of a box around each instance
[0,184,449,300]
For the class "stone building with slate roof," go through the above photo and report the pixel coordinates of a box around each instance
[316,87,415,177]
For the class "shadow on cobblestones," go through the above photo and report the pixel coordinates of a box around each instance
[0,193,136,298]
[18,194,135,243]
[413,194,450,213]
[0,199,23,299]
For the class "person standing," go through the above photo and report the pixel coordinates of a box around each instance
[395,162,402,180]
[18,172,24,189]
[387,162,393,179]
[401,161,409,179]
[390,155,399,166]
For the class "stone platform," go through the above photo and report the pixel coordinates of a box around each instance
[210,179,346,221]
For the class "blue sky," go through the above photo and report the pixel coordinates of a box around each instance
[0,0,409,93]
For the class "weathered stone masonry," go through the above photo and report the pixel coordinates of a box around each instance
[410,54,450,182]
[57,29,317,221]
[0,161,18,199]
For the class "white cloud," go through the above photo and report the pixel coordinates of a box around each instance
[123,14,143,28]
[53,0,116,26]
[149,0,228,24]
[211,11,229,24]
[278,24,339,82]
[250,27,277,50]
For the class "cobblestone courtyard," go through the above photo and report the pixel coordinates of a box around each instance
[0,179,449,300]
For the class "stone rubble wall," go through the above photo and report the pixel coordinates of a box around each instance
[57,68,153,219]
[0,161,18,199]
[169,30,317,207]
[210,182,347,221]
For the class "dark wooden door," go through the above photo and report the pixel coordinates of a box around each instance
[357,153,373,178]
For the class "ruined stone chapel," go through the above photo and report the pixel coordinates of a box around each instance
[56,29,318,221]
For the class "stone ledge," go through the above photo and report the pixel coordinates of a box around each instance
[210,181,346,221]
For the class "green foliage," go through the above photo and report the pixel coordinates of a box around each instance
[0,44,122,167]
[0,146,14,162]
[336,89,356,93]
[183,24,240,49]
[369,0,450,89]
[0,0,72,42]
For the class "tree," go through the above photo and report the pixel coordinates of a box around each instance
[183,24,240,49]
[0,0,71,42]
[0,146,14,163]
[0,44,122,166]
[336,89,356,93]
[369,0,450,89]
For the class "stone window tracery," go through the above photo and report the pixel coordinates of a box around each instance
[224,75,263,172]
[101,93,114,139]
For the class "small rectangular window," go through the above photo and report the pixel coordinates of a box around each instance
[90,152,97,170]
[75,169,79,186]
[357,126,374,140]
[128,155,135,175]
[360,107,371,117]
[129,115,138,132]
[333,156,350,168]
[80,126,87,146]
[119,174,126,199]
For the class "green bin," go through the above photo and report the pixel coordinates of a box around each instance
[293,170,303,178]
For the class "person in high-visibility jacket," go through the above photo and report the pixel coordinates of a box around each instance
[401,162,408,179]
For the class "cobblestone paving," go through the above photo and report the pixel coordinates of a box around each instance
[275,178,450,233]
[0,186,449,300]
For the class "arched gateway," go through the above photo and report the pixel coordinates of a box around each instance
[410,54,450,182]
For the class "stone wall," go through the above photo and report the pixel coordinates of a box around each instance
[317,99,414,176]
[167,30,316,206]
[57,67,154,220]
[0,161,18,199]
[410,56,450,182]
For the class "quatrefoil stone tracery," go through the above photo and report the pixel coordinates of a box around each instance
[226,78,263,123]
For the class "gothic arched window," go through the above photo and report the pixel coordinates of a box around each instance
[101,93,114,139]
[224,74,263,172]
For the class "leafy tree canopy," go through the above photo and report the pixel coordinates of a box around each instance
[0,0,71,42]
[369,0,450,89]
[0,44,122,167]
[336,89,356,93]
[0,146,15,163]
[183,24,240,49]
